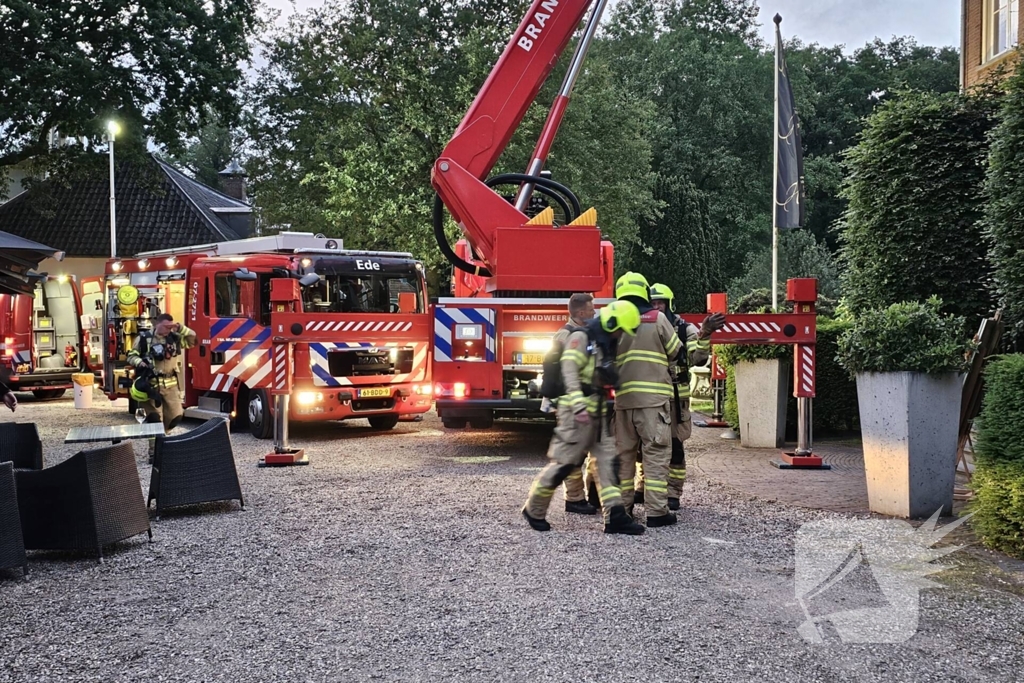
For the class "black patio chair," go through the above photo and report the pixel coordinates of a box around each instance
[148,418,244,519]
[0,462,27,578]
[0,423,43,471]
[15,442,151,561]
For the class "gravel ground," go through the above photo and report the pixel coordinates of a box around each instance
[1,392,1023,682]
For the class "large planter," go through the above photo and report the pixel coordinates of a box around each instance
[733,359,789,448]
[856,372,962,518]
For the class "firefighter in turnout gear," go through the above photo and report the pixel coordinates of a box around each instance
[127,313,197,432]
[611,272,684,527]
[553,293,598,516]
[637,284,725,510]
[523,301,645,535]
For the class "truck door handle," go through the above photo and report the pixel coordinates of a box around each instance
[199,346,206,357]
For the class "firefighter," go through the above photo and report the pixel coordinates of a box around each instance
[127,313,196,432]
[522,300,645,535]
[611,272,683,527]
[550,293,598,516]
[640,283,725,510]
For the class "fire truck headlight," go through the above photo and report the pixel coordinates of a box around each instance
[523,338,553,353]
[166,257,178,268]
[415,384,432,396]
[297,392,318,406]
[111,261,123,272]
[138,259,150,270]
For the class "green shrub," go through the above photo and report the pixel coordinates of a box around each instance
[985,60,1024,333]
[970,354,1024,558]
[836,298,972,375]
[731,287,837,318]
[838,89,997,323]
[970,461,1024,558]
[724,364,739,431]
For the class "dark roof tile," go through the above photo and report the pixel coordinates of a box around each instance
[0,153,251,257]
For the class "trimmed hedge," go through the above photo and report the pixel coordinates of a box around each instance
[724,364,739,431]
[970,354,1024,558]
[985,59,1024,332]
[837,298,972,375]
[838,89,997,323]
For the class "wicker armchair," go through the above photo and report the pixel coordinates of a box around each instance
[0,462,27,577]
[16,442,151,561]
[0,423,44,471]
[149,418,243,519]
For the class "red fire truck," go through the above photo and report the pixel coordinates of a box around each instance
[0,274,95,398]
[429,0,618,428]
[100,233,433,437]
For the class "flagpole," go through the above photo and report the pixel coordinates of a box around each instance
[772,14,782,312]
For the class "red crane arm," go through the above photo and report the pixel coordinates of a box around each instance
[432,0,607,293]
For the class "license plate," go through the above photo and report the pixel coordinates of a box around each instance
[358,387,391,398]
[515,353,545,366]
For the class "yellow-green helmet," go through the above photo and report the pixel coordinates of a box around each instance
[600,300,641,336]
[650,283,674,309]
[615,272,650,301]
[129,380,150,403]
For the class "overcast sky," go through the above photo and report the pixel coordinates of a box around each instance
[263,0,962,51]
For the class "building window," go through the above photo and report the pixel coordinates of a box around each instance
[987,0,1020,61]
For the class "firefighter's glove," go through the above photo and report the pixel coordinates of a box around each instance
[700,313,727,339]
[574,410,591,425]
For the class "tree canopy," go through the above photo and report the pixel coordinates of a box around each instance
[1,0,257,187]
[242,0,961,298]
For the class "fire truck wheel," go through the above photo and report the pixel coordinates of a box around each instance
[32,389,66,401]
[248,389,273,440]
[442,418,468,430]
[368,415,400,431]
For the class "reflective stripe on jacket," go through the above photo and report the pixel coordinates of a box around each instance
[614,310,682,410]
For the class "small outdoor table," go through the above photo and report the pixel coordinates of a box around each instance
[65,423,165,445]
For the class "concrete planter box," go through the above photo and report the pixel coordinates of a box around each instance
[855,372,962,518]
[734,359,789,448]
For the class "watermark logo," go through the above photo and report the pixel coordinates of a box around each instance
[794,510,971,644]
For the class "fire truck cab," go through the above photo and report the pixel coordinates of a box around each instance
[101,233,432,437]
[0,275,93,399]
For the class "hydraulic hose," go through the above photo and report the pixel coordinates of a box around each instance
[432,174,583,278]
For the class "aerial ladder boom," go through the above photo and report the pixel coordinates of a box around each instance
[432,0,612,295]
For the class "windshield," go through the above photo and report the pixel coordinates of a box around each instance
[302,269,424,314]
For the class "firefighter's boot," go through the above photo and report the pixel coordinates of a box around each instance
[565,500,597,515]
[604,506,645,536]
[668,497,681,511]
[647,512,677,528]
[522,508,551,532]
[586,480,602,509]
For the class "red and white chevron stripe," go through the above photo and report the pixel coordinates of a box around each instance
[722,321,782,334]
[795,344,815,398]
[210,349,272,392]
[305,320,414,333]
[273,343,290,393]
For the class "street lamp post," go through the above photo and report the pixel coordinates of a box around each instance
[106,120,120,258]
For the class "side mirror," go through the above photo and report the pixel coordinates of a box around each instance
[299,273,321,288]
[234,268,258,282]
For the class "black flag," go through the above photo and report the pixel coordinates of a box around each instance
[774,15,805,230]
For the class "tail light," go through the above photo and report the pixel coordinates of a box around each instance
[434,383,469,399]
[3,337,13,357]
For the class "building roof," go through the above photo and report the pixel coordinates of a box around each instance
[0,153,251,258]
